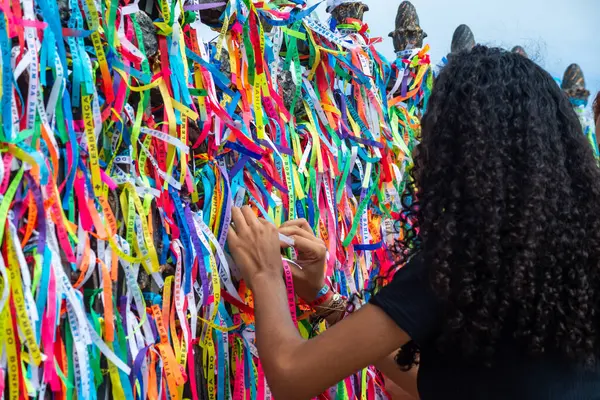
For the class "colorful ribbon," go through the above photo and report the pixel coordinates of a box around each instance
[0,1,432,399]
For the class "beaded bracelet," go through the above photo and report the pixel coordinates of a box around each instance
[310,293,347,323]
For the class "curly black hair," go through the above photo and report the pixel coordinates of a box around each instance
[394,46,600,369]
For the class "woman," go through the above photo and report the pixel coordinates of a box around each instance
[227,46,600,399]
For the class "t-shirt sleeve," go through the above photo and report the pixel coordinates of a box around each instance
[370,255,442,346]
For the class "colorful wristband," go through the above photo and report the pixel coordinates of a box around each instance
[315,284,330,300]
[310,288,334,309]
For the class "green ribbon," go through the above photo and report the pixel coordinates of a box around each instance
[342,182,377,247]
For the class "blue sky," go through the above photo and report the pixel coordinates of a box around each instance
[310,0,600,104]
[197,0,599,105]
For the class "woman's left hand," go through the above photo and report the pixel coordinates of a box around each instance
[227,206,283,289]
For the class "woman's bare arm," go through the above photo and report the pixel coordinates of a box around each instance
[315,301,419,399]
[375,353,419,399]
[252,273,411,400]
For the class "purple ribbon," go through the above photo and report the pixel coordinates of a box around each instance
[216,162,232,249]
[250,161,289,194]
[347,135,384,149]
[25,173,46,252]
[401,68,409,99]
[132,346,151,398]
[257,139,293,156]
[230,155,250,178]
[183,2,226,11]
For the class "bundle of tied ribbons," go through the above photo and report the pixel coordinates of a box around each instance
[0,0,432,398]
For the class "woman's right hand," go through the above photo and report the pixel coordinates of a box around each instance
[279,219,328,303]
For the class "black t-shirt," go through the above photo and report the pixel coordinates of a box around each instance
[370,256,600,399]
